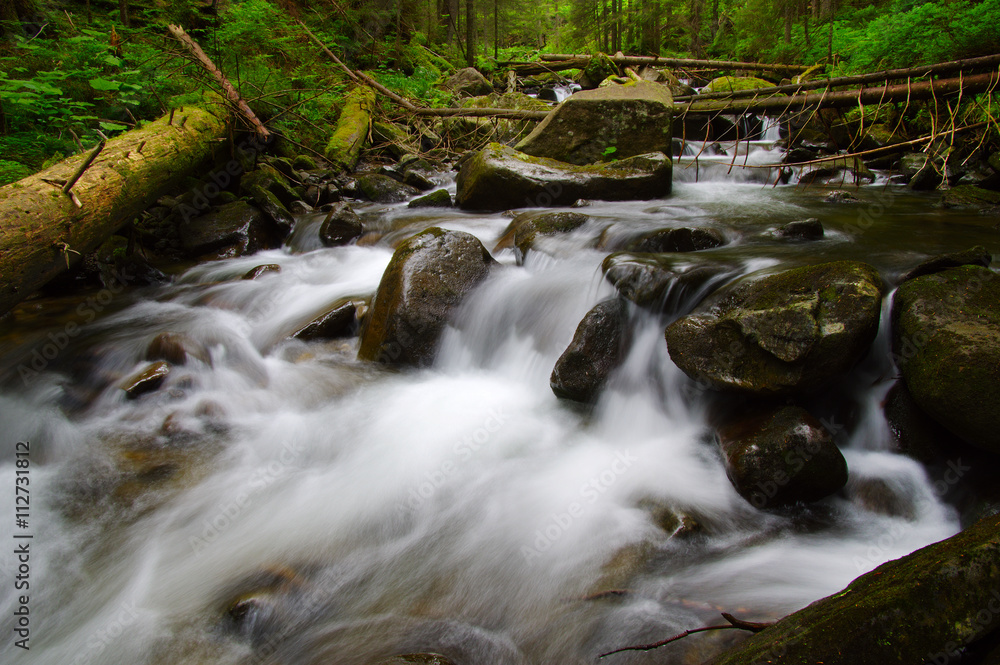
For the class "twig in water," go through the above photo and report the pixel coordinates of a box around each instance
[598,612,774,658]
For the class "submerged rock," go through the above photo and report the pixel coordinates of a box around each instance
[358,228,497,366]
[120,361,170,399]
[705,512,1000,665]
[717,405,848,508]
[243,264,282,280]
[319,202,364,246]
[515,81,674,165]
[495,211,589,263]
[602,253,737,312]
[550,298,630,403]
[293,298,364,340]
[774,217,824,241]
[665,261,884,395]
[456,143,671,211]
[892,265,1000,454]
[374,655,456,665]
[625,226,725,253]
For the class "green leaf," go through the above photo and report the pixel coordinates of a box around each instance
[103,55,123,67]
[99,121,127,132]
[89,78,122,92]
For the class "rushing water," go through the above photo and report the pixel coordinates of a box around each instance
[1,132,995,664]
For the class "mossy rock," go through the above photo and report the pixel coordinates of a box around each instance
[705,513,1000,665]
[495,210,589,263]
[891,265,1000,454]
[456,143,671,211]
[550,298,631,403]
[941,185,1000,210]
[625,226,725,253]
[358,228,498,366]
[357,174,421,203]
[516,80,673,166]
[579,52,619,89]
[666,261,885,395]
[407,189,452,209]
[319,202,363,246]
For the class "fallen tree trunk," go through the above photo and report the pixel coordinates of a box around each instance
[674,53,1000,102]
[681,70,1000,116]
[0,104,229,317]
[534,53,810,74]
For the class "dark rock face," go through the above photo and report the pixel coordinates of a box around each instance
[515,81,674,165]
[179,200,280,257]
[243,264,281,280]
[891,265,1000,454]
[120,361,170,399]
[550,298,631,403]
[240,166,298,234]
[716,405,848,508]
[358,228,498,366]
[456,144,671,211]
[665,261,884,395]
[602,253,737,312]
[357,174,421,203]
[293,298,363,340]
[705,513,1000,665]
[319,202,364,246]
[625,226,726,253]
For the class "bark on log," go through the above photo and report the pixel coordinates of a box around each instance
[673,53,1000,102]
[533,53,810,74]
[0,104,229,317]
[681,70,1000,116]
[167,24,270,141]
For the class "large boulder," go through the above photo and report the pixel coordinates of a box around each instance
[665,261,884,395]
[891,265,1000,454]
[319,202,363,246]
[456,144,671,211]
[358,228,497,366]
[705,513,1000,665]
[550,298,631,403]
[717,405,848,508]
[625,226,725,253]
[602,252,738,312]
[515,81,673,165]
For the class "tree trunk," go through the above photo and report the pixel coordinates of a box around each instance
[0,105,229,317]
[802,0,809,46]
[119,0,129,27]
[784,2,792,44]
[466,0,475,67]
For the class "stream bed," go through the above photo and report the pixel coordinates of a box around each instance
[1,153,998,664]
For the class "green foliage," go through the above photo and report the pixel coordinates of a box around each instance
[0,159,33,186]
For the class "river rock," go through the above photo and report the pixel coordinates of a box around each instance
[665,261,884,395]
[179,200,279,257]
[705,512,1000,665]
[774,217,824,241]
[408,189,452,209]
[358,174,421,203]
[374,655,456,665]
[358,228,497,366]
[550,298,630,403]
[456,143,671,211]
[515,81,674,165]
[941,184,1000,210]
[145,332,210,366]
[798,157,875,185]
[495,211,589,263]
[891,265,1000,454]
[243,264,281,280]
[293,298,362,340]
[898,245,992,283]
[120,361,170,399]
[240,168,297,235]
[825,190,860,203]
[443,67,493,97]
[625,226,725,253]
[602,253,737,311]
[717,405,848,508]
[319,202,364,246]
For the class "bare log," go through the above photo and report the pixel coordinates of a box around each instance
[536,53,810,74]
[674,53,1000,102]
[681,70,1000,116]
[167,24,270,141]
[0,105,229,317]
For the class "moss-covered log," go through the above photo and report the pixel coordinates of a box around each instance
[325,86,375,172]
[0,104,228,317]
